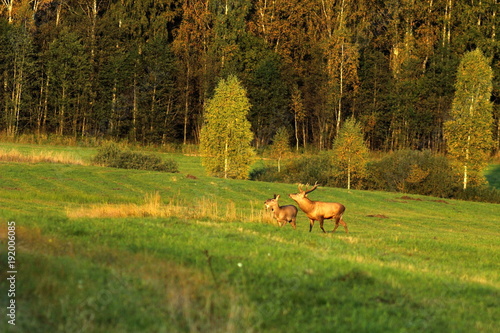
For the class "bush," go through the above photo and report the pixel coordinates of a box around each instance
[283,152,334,185]
[250,152,335,186]
[452,186,500,203]
[365,150,457,197]
[92,144,179,173]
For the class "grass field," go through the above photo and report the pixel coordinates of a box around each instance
[0,143,498,332]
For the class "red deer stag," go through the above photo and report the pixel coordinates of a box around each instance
[289,183,348,233]
[264,194,298,229]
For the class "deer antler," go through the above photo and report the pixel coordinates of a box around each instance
[304,181,319,194]
[297,182,319,194]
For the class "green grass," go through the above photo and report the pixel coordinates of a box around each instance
[485,163,500,189]
[0,143,498,332]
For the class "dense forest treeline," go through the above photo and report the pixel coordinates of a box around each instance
[1,0,499,152]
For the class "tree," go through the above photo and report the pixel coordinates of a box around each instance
[270,127,291,172]
[332,117,369,190]
[242,38,290,148]
[444,49,494,190]
[200,75,254,179]
[0,21,34,136]
[172,0,212,144]
[46,29,91,136]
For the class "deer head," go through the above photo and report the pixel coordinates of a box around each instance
[264,194,280,210]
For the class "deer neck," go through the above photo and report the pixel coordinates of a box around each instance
[270,203,280,212]
[297,197,315,212]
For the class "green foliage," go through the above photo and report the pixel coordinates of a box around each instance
[332,118,369,189]
[251,152,334,186]
[270,127,291,172]
[200,75,255,179]
[452,185,500,204]
[365,150,457,198]
[92,143,179,173]
[0,21,34,136]
[444,49,494,189]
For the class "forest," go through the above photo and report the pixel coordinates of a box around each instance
[0,0,499,152]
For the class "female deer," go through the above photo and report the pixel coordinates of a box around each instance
[264,194,298,229]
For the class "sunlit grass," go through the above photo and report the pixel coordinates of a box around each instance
[0,143,498,332]
[0,148,86,165]
[67,191,274,224]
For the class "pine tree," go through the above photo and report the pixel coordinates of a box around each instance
[200,75,255,179]
[332,117,369,190]
[444,49,493,190]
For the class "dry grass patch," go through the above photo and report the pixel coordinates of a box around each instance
[0,148,86,165]
[67,191,273,224]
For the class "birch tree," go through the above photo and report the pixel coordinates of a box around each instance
[200,75,255,179]
[332,117,369,190]
[270,126,291,172]
[444,49,493,189]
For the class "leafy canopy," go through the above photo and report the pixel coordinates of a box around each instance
[332,118,369,189]
[444,49,493,189]
[200,75,255,179]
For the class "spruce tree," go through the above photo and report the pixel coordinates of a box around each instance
[200,75,255,179]
[444,49,493,190]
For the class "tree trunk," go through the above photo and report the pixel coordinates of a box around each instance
[4,0,13,23]
[347,160,351,190]
[132,70,138,141]
[224,137,229,179]
[110,78,117,135]
[183,62,190,145]
[59,86,66,135]
[463,134,471,190]
[294,111,299,151]
[336,42,344,138]
[42,74,49,134]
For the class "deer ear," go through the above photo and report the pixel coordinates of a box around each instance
[273,194,277,199]
[275,194,280,200]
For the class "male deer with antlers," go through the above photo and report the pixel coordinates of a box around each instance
[289,183,348,233]
[264,194,298,229]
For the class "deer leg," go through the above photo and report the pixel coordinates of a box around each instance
[319,218,326,233]
[332,218,340,233]
[341,219,348,233]
[309,219,315,232]
[290,219,297,230]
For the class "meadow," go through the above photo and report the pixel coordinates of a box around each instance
[0,143,498,332]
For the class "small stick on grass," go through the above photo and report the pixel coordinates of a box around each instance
[203,250,219,287]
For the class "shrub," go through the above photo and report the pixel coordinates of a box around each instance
[92,143,179,173]
[283,152,335,185]
[365,150,457,197]
[250,152,335,186]
[92,143,121,166]
[452,185,500,203]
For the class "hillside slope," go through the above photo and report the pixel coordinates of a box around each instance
[0,153,498,332]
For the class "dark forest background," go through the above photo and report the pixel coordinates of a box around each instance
[1,0,499,152]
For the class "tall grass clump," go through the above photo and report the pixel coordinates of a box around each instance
[68,192,272,223]
[92,143,178,173]
[0,148,86,165]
